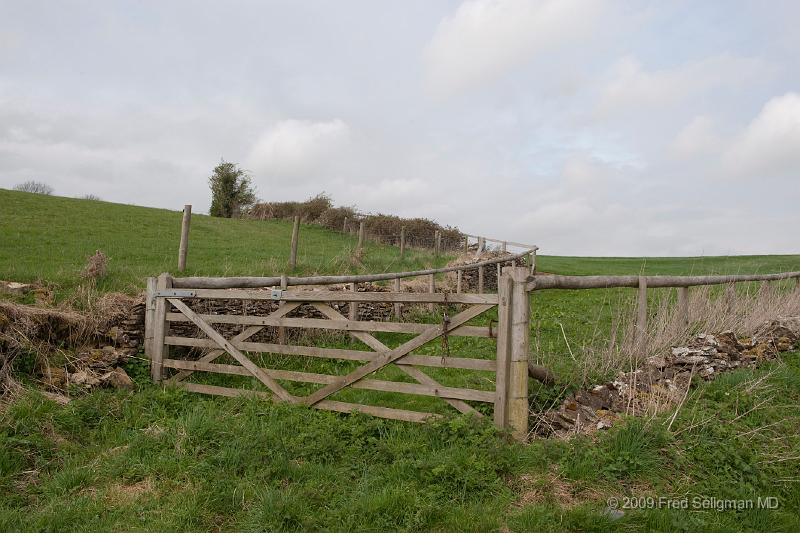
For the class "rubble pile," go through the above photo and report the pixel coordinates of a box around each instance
[533,317,800,439]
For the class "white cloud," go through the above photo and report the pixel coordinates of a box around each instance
[723,92,800,179]
[670,115,722,159]
[246,119,351,177]
[596,55,767,118]
[424,0,602,96]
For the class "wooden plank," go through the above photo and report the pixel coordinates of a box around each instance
[302,303,494,407]
[393,277,402,319]
[178,205,191,271]
[169,302,301,382]
[165,313,494,337]
[163,359,494,402]
[428,274,435,312]
[167,298,295,402]
[493,271,512,429]
[175,382,437,423]
[164,336,496,371]
[289,215,300,270]
[308,303,483,416]
[508,268,530,440]
[150,273,171,382]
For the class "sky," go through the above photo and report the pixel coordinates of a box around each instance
[1,0,798,256]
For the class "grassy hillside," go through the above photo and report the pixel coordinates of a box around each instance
[0,189,449,300]
[2,188,800,530]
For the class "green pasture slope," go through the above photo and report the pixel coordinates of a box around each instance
[2,188,800,531]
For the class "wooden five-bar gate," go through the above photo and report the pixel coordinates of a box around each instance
[145,262,534,440]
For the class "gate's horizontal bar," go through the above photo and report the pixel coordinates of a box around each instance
[165,313,493,338]
[164,336,496,371]
[159,288,498,305]
[164,359,495,402]
[175,382,438,423]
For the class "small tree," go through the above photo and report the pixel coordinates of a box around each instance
[208,160,257,218]
[14,180,53,195]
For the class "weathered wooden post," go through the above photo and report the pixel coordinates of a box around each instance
[677,286,689,328]
[349,282,358,321]
[393,277,402,319]
[636,276,648,352]
[399,226,406,258]
[357,221,365,252]
[494,270,513,430]
[144,277,157,359]
[150,273,172,382]
[478,265,485,294]
[428,274,435,312]
[178,204,191,272]
[278,274,288,344]
[508,267,530,440]
[289,215,300,270]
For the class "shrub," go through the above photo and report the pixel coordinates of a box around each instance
[13,181,53,195]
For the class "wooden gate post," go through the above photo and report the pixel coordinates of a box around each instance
[150,273,173,382]
[494,270,513,429]
[289,215,300,270]
[144,277,157,359]
[507,267,530,440]
[178,204,191,271]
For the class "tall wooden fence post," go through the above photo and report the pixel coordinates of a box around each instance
[144,277,157,360]
[178,204,191,272]
[636,276,648,352]
[677,286,689,328]
[494,270,513,429]
[150,273,172,382]
[399,226,406,258]
[289,216,300,270]
[508,267,530,440]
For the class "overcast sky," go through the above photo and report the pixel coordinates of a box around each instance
[1,1,798,256]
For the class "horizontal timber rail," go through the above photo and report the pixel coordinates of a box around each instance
[171,249,534,289]
[526,271,800,291]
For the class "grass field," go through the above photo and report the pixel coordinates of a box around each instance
[2,189,800,531]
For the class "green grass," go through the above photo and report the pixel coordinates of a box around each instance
[0,188,450,301]
[2,352,800,531]
[2,189,800,530]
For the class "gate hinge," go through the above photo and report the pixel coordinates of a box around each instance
[154,290,197,298]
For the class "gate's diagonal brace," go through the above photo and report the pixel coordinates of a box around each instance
[167,298,296,403]
[169,302,302,383]
[310,303,481,417]
[302,304,494,407]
